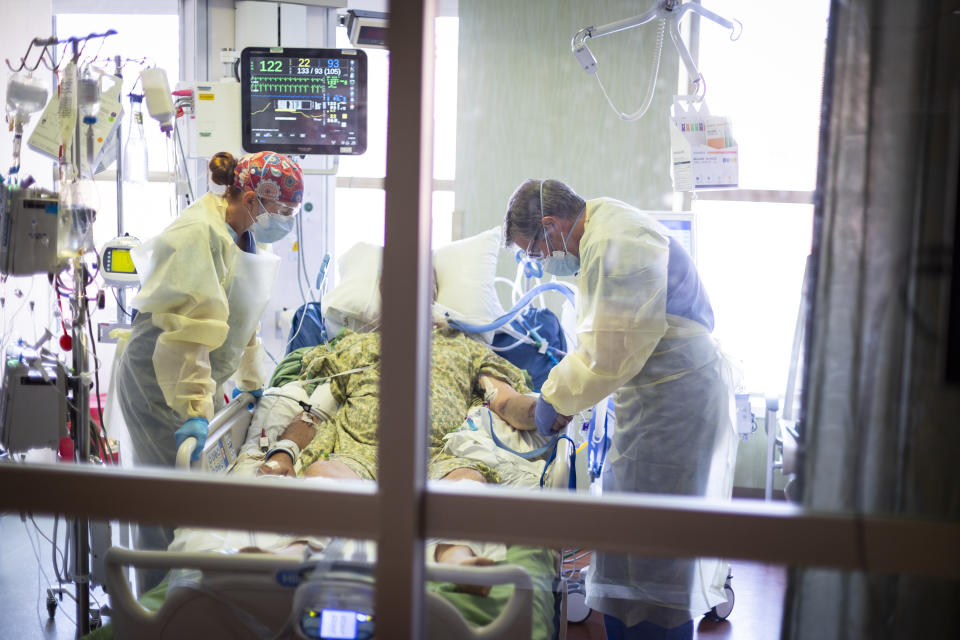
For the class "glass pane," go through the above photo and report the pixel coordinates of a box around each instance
[694,200,813,397]
[422,531,565,639]
[0,510,380,637]
[331,188,454,272]
[55,13,181,178]
[334,27,387,178]
[334,17,458,180]
[333,187,385,270]
[695,0,830,191]
[433,17,459,181]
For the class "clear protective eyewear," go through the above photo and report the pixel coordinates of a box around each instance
[257,193,301,217]
[524,228,546,260]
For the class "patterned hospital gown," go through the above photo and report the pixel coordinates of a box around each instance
[294,327,530,481]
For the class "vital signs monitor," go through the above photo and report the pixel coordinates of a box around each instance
[241,47,367,155]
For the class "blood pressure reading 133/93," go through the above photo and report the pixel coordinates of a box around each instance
[244,50,366,154]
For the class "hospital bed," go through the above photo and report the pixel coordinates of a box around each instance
[101,232,581,639]
[103,385,574,640]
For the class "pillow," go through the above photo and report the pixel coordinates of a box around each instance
[434,226,505,329]
[321,242,382,334]
[322,226,506,341]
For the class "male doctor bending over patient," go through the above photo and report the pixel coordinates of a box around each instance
[503,179,739,640]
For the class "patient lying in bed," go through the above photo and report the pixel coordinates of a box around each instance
[257,326,539,582]
[260,326,536,478]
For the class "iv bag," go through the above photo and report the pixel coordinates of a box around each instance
[78,68,100,125]
[5,71,48,123]
[57,62,78,149]
[57,170,98,260]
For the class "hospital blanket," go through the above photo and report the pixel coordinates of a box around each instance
[267,346,312,391]
[269,328,531,482]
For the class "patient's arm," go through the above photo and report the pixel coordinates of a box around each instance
[257,412,320,476]
[478,375,537,431]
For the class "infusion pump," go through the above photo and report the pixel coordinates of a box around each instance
[0,184,59,276]
[0,345,68,453]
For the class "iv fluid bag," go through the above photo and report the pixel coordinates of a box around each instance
[5,71,49,122]
[57,172,97,260]
[58,62,78,149]
[78,68,100,124]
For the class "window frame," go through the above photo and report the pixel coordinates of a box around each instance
[2,4,959,640]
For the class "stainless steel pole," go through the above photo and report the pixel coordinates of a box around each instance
[113,55,126,326]
[70,38,91,639]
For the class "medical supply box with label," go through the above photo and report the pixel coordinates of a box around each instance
[670,98,739,191]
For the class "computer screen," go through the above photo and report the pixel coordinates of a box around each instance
[656,212,696,260]
[241,47,367,155]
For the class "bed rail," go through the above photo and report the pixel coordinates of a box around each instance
[174,391,256,472]
[105,547,536,640]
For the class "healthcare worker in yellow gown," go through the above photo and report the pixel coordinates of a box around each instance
[114,151,303,586]
[504,179,738,640]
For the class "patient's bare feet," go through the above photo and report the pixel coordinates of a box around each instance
[435,544,496,597]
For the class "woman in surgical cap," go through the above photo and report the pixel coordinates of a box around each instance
[113,150,303,588]
[503,179,738,640]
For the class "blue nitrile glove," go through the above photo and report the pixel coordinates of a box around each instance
[174,417,209,462]
[535,396,560,437]
[231,387,263,409]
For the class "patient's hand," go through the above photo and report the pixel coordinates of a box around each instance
[258,452,296,477]
[435,544,496,597]
[479,375,537,431]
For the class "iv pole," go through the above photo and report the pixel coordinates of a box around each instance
[67,35,92,637]
[114,55,127,329]
[6,29,116,636]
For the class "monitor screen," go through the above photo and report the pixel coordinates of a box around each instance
[656,214,696,259]
[241,47,367,155]
[103,247,136,274]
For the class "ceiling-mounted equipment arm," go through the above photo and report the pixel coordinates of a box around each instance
[671,2,742,83]
[570,4,661,75]
[570,1,740,120]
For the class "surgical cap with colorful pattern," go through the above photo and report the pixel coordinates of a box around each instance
[234,152,304,205]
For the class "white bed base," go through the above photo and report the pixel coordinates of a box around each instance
[105,547,539,640]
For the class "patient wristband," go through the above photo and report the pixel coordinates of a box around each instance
[266,439,300,463]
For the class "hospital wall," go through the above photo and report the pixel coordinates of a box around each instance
[454,0,678,247]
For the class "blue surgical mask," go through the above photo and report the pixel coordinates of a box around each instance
[543,249,580,277]
[539,182,584,276]
[251,210,295,243]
